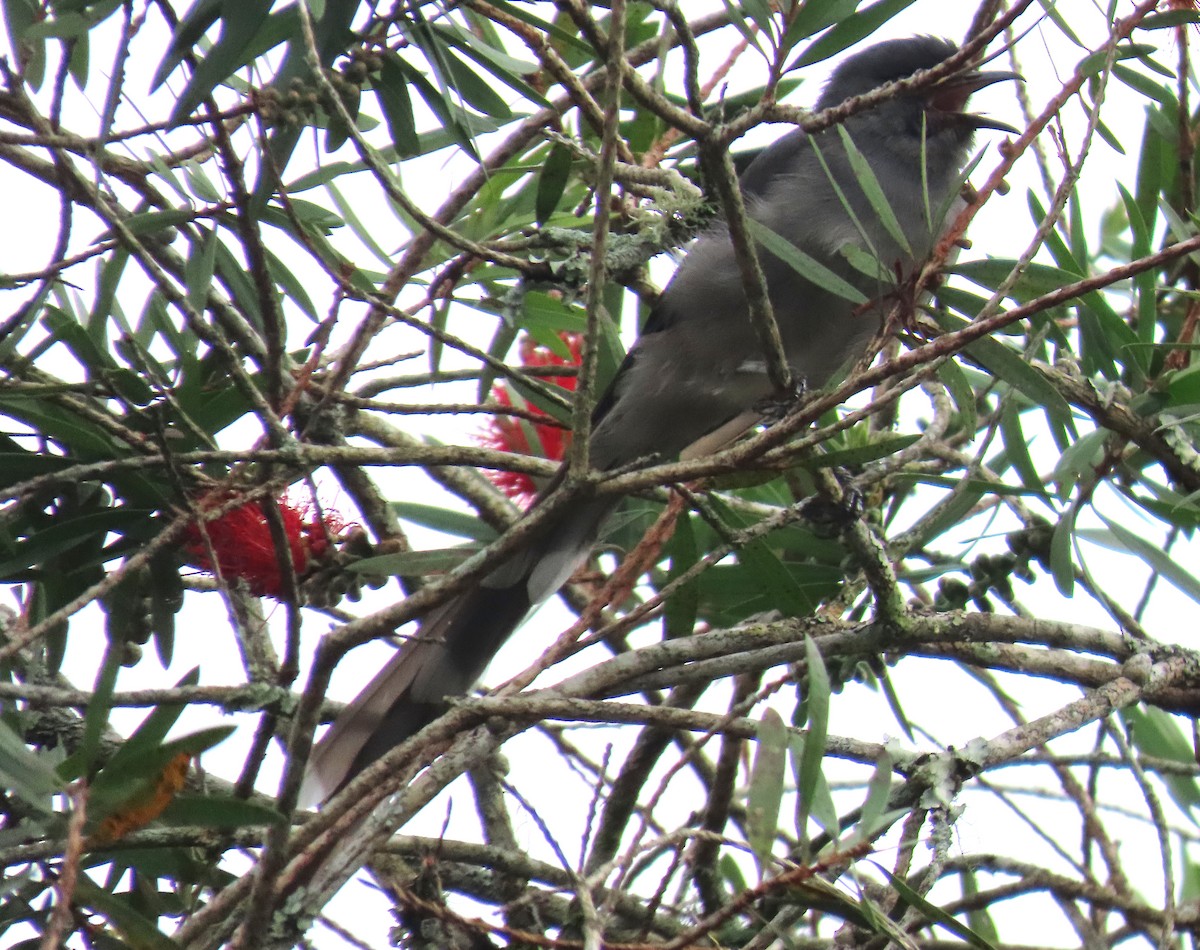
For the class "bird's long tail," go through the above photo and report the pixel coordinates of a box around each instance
[299,495,618,805]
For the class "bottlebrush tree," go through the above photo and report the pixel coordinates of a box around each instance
[2,2,1200,949]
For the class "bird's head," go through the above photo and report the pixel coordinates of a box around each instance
[817,36,1020,164]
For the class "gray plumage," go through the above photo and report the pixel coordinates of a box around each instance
[300,36,1016,805]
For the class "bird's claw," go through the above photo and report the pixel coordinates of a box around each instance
[799,472,865,539]
[753,379,808,424]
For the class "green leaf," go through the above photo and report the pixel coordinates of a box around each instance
[805,434,920,470]
[324,78,362,152]
[663,80,803,123]
[951,259,1084,301]
[141,290,196,370]
[377,53,420,157]
[794,636,832,848]
[1066,189,1089,270]
[879,667,914,742]
[906,479,986,549]
[1119,475,1200,530]
[747,218,868,305]
[89,726,236,812]
[1120,705,1200,820]
[325,179,393,267]
[0,507,149,578]
[959,869,1002,944]
[409,14,513,118]
[72,876,180,950]
[697,560,843,628]
[874,864,1002,949]
[110,669,201,773]
[856,750,894,838]
[1084,516,1200,605]
[0,395,118,458]
[1113,62,1177,108]
[428,21,550,109]
[3,0,47,90]
[149,556,185,667]
[747,708,787,871]
[998,404,1046,495]
[936,358,976,433]
[264,246,318,322]
[929,309,1071,431]
[719,853,748,893]
[790,733,840,843]
[788,0,919,70]
[663,512,700,640]
[185,228,219,314]
[784,0,860,48]
[1141,10,1200,29]
[388,53,484,161]
[1051,429,1106,489]
[347,546,479,577]
[720,0,766,58]
[740,0,778,44]
[536,142,573,226]
[152,0,221,90]
[835,242,889,282]
[392,502,501,543]
[22,0,122,40]
[1034,0,1084,46]
[520,291,587,338]
[75,638,123,778]
[161,794,286,828]
[40,306,154,406]
[1077,43,1157,79]
[183,158,221,203]
[211,237,264,329]
[1049,506,1077,597]
[91,243,128,334]
[836,125,910,255]
[709,495,822,616]
[0,717,63,815]
[167,0,277,124]
[0,450,75,488]
[484,0,592,60]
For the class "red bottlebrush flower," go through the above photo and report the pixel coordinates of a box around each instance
[478,332,582,507]
[183,490,349,599]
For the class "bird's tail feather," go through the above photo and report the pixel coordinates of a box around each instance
[300,496,618,805]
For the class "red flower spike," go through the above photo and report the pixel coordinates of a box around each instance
[183,491,349,599]
[479,332,583,508]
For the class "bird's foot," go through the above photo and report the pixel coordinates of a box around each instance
[753,379,808,424]
[799,468,864,538]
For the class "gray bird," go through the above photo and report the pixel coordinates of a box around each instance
[301,35,1017,804]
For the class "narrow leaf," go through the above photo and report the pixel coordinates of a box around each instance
[377,53,420,157]
[836,125,910,254]
[1088,516,1200,605]
[789,0,920,70]
[535,142,573,225]
[185,228,218,314]
[794,636,832,848]
[0,718,63,815]
[747,708,788,870]
[874,864,1002,949]
[747,218,869,305]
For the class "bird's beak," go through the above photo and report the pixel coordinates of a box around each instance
[930,68,1023,134]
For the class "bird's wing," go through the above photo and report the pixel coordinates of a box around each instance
[593,129,812,426]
